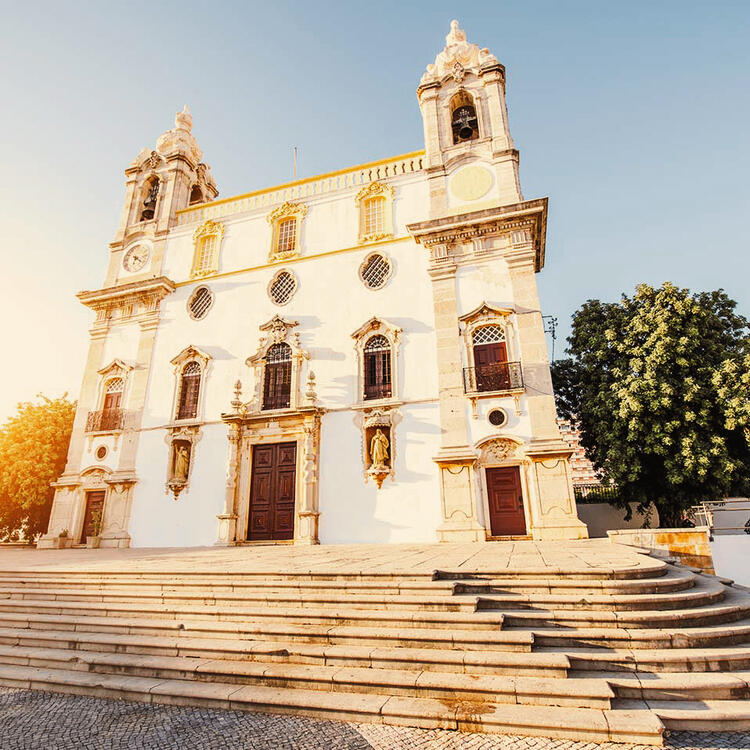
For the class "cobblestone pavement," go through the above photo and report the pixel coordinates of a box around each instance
[0,689,747,750]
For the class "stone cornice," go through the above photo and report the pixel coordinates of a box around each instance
[406,198,548,271]
[77,276,176,311]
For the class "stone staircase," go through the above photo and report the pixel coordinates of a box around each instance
[0,551,748,744]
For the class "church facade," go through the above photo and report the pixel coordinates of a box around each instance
[40,22,588,549]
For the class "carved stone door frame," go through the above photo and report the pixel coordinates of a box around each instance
[475,437,532,540]
[218,408,322,546]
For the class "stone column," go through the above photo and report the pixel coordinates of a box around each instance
[216,421,241,546]
[296,416,321,545]
[506,239,588,540]
[429,252,484,542]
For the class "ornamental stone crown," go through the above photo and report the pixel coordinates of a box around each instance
[420,20,500,86]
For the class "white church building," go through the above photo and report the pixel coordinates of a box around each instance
[40,21,588,549]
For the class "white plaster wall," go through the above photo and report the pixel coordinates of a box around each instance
[129,423,226,547]
[318,404,443,544]
[710,536,750,587]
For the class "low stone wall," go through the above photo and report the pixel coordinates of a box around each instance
[575,502,658,538]
[607,527,714,574]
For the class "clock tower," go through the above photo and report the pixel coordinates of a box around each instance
[104,106,218,287]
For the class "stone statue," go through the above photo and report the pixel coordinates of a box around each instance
[369,428,390,469]
[172,443,190,482]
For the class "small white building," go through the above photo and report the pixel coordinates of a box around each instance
[41,21,587,549]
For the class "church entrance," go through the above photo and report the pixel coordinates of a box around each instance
[486,466,526,536]
[80,491,105,544]
[247,442,297,541]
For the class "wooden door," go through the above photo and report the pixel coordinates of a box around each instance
[474,341,509,391]
[247,442,297,541]
[486,467,526,536]
[80,491,105,543]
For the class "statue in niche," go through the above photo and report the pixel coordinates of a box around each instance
[369,428,390,469]
[171,442,191,482]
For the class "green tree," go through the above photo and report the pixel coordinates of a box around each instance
[0,395,76,541]
[552,283,750,527]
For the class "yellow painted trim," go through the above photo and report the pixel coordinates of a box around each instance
[174,236,413,288]
[176,150,425,215]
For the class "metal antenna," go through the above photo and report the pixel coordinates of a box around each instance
[542,315,558,362]
[293,146,298,180]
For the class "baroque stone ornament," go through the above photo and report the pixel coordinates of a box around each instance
[420,20,499,86]
[481,438,518,464]
[165,425,201,499]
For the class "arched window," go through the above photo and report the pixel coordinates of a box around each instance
[263,343,292,410]
[472,325,508,392]
[100,378,124,431]
[177,362,202,420]
[364,335,392,401]
[189,185,203,205]
[450,91,479,144]
[194,234,216,275]
[140,177,159,221]
[190,220,225,278]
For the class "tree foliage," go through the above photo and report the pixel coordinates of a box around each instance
[0,395,76,541]
[552,283,750,527]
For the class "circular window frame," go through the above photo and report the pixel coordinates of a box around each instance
[359,252,393,291]
[187,285,215,321]
[268,269,298,306]
[487,408,508,429]
[95,445,108,461]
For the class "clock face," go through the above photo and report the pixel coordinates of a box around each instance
[123,245,150,272]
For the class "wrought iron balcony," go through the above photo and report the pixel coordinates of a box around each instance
[85,409,124,433]
[463,362,524,395]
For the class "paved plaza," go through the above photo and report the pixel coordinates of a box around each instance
[0,688,747,750]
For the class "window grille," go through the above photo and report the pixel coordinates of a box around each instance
[361,253,391,289]
[105,378,124,394]
[195,235,216,274]
[189,286,213,320]
[472,325,506,345]
[363,197,385,236]
[269,270,297,305]
[364,335,392,400]
[276,218,296,254]
[263,343,292,410]
[177,361,201,420]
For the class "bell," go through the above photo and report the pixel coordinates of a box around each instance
[459,125,474,140]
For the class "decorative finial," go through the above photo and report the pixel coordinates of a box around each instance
[175,104,193,132]
[446,19,467,46]
[231,379,243,411]
[305,371,318,404]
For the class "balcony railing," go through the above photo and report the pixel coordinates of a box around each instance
[463,362,523,395]
[85,409,124,433]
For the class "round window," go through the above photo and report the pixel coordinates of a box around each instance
[188,286,214,320]
[95,445,108,461]
[360,253,392,290]
[269,270,297,305]
[488,408,508,428]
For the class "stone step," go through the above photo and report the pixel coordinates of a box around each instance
[434,559,669,581]
[0,597,503,630]
[475,577,724,611]
[499,591,750,629]
[0,611,531,651]
[616,697,750,732]
[529,619,750,650]
[0,645,610,708]
[0,663,664,743]
[458,568,697,596]
[0,625,566,676]
[581,670,750,701]
[0,588,481,613]
[0,576,458,597]
[560,646,750,673]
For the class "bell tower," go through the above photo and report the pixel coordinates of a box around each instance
[417,20,521,216]
[104,106,218,286]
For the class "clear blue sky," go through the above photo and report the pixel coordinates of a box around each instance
[1,1,748,420]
